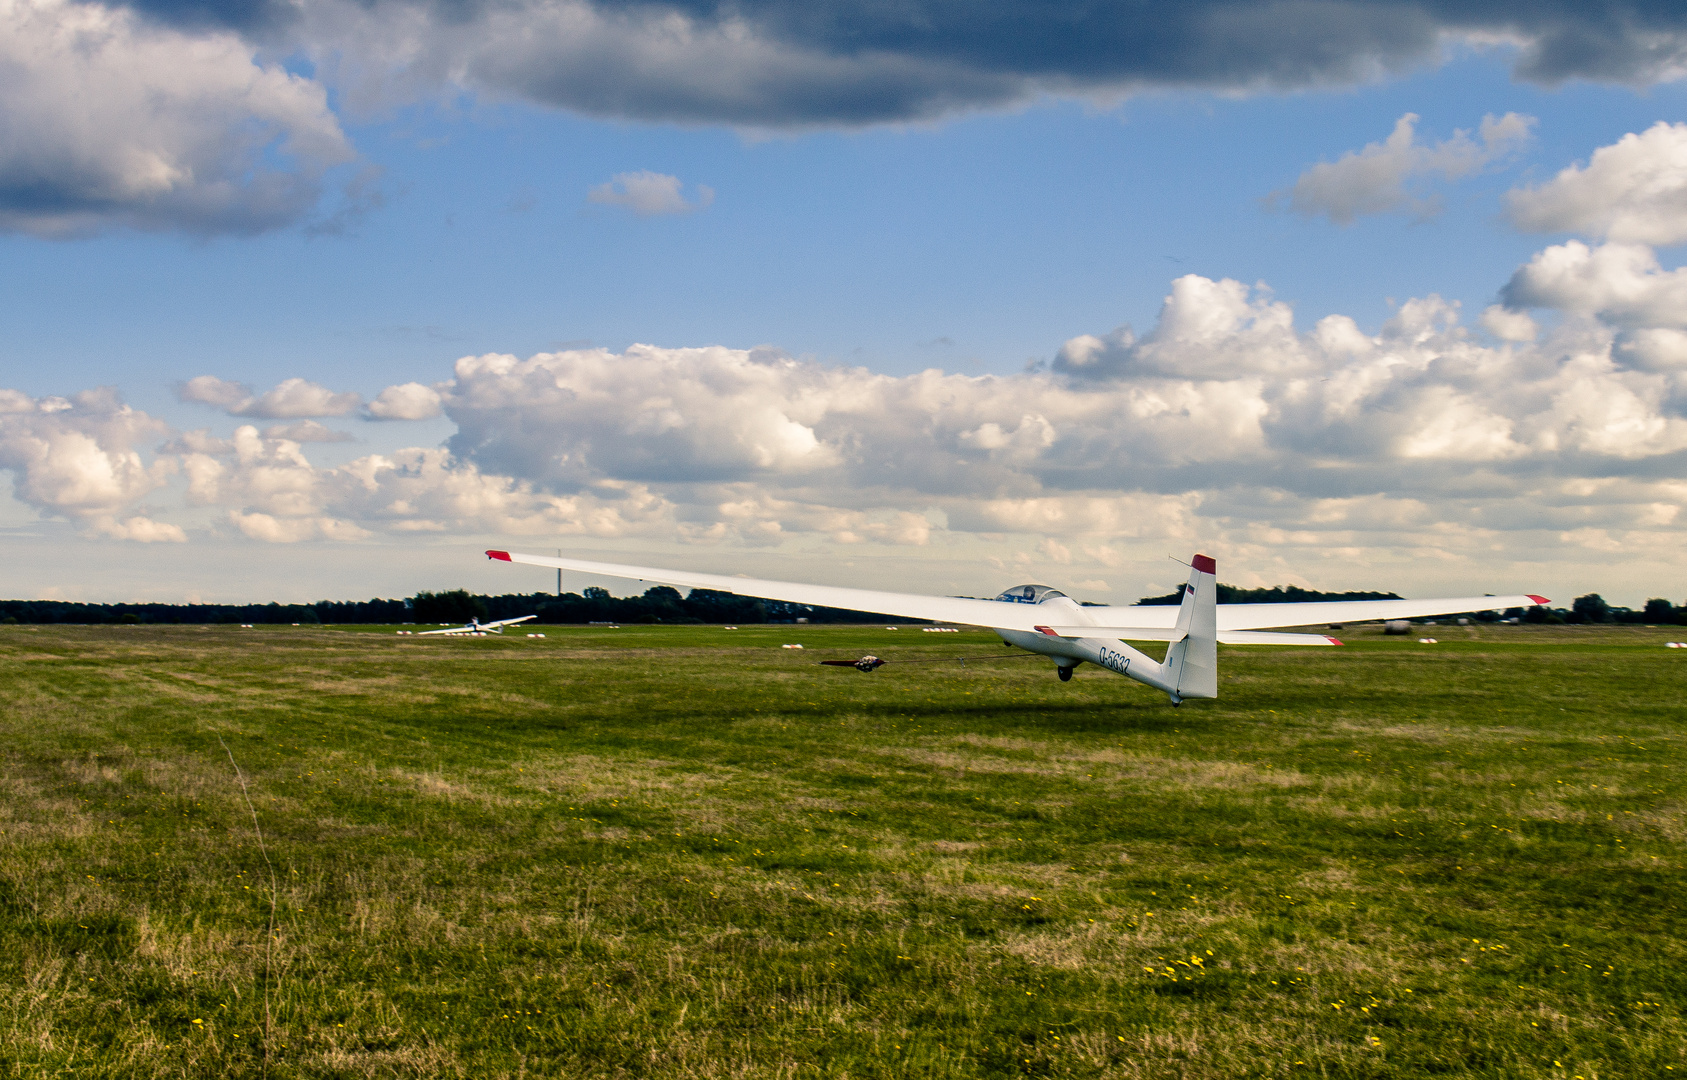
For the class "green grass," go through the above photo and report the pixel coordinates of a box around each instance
[0,621,1683,1078]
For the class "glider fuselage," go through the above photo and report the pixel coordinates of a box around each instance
[991,583,1209,699]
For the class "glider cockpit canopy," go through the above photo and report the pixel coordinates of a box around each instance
[994,584,1068,604]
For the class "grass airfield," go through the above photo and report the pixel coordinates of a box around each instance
[0,622,1683,1079]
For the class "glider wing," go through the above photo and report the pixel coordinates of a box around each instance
[487,550,1056,631]
[487,551,1545,637]
[483,615,538,630]
[415,613,537,636]
[1214,595,1548,630]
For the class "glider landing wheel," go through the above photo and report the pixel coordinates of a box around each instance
[1057,666,1073,682]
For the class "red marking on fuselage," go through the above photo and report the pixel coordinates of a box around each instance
[1034,625,1060,636]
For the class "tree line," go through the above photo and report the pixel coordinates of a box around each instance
[1,585,1682,626]
[0,587,915,626]
[1135,584,1408,605]
[1550,593,1687,625]
[409,586,912,626]
[1138,584,1686,625]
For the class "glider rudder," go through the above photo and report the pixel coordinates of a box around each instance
[1161,553,1219,701]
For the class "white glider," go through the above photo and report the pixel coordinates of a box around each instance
[413,614,537,637]
[485,550,1546,704]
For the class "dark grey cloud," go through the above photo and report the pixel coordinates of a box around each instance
[125,0,293,32]
[123,0,1687,126]
[16,0,1684,236]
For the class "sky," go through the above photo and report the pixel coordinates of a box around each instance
[2,0,1687,607]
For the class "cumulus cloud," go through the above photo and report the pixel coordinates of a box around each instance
[236,378,362,418]
[177,423,682,542]
[1480,305,1538,342]
[250,379,361,418]
[1618,328,1687,373]
[97,515,189,542]
[956,494,1203,539]
[8,212,1687,593]
[444,346,838,487]
[366,382,443,420]
[1501,241,1687,329]
[0,290,1650,581]
[1271,112,1535,225]
[262,420,355,443]
[229,511,370,543]
[0,0,353,236]
[179,376,362,417]
[1507,121,1687,245]
[177,376,252,411]
[587,171,714,216]
[426,269,1687,551]
[1053,274,1307,381]
[0,386,183,540]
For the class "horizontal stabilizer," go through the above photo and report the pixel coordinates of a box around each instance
[1219,630,1342,646]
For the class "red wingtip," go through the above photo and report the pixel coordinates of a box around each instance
[1527,594,1549,605]
[1327,637,1344,646]
[486,550,512,562]
[1191,554,1216,575]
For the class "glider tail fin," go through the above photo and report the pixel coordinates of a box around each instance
[1160,553,1219,701]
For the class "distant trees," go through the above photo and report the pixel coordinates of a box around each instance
[1136,584,1404,606]
[0,586,883,626]
[1569,593,1610,624]
[1531,593,1687,625]
[0,598,351,625]
[313,598,410,623]
[517,586,899,626]
[1135,584,1687,626]
[411,589,488,624]
[1644,598,1682,624]
[1,582,1682,627]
